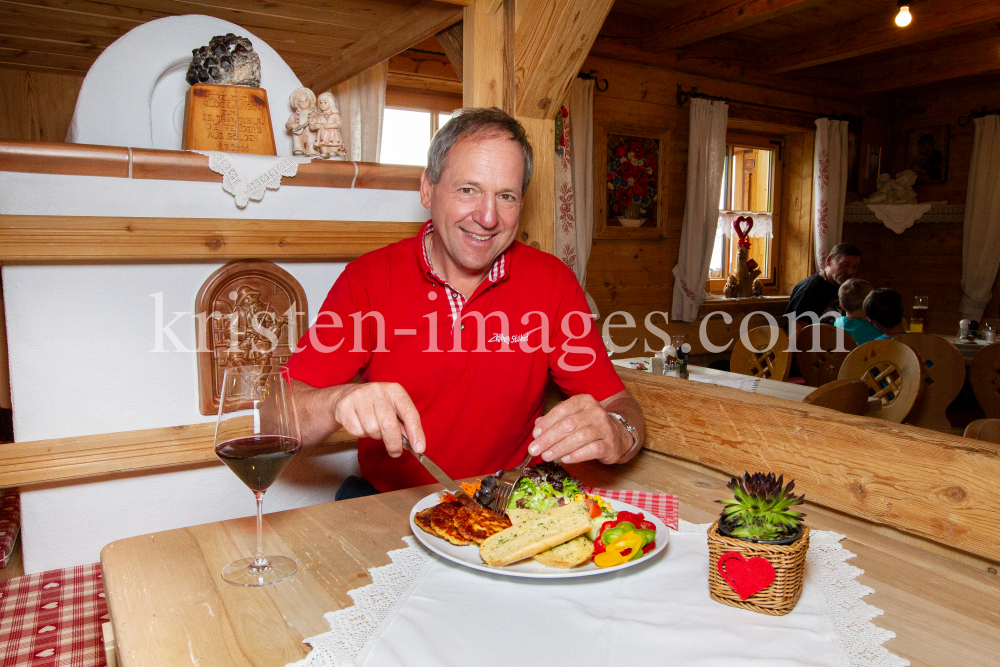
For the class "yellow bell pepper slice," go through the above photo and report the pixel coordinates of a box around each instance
[593,531,644,568]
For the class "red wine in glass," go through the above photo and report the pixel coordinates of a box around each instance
[216,435,302,493]
[215,366,302,587]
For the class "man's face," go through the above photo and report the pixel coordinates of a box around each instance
[419,132,524,279]
[825,254,860,284]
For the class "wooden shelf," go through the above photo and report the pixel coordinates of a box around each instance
[0,140,424,190]
[0,140,426,261]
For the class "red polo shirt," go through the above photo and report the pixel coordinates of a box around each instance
[285,221,625,491]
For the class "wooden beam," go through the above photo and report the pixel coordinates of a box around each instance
[513,0,615,119]
[617,368,1000,563]
[303,0,462,92]
[0,216,422,262]
[435,21,464,81]
[859,35,1000,93]
[767,0,1000,74]
[642,0,823,52]
[0,420,358,487]
[462,0,505,108]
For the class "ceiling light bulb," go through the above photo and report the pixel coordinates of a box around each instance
[895,5,911,27]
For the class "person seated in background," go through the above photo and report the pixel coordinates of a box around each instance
[834,279,882,345]
[863,288,907,339]
[784,243,862,337]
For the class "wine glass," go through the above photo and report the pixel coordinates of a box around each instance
[215,366,302,586]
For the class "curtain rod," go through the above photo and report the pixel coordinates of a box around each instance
[957,106,999,127]
[675,85,856,122]
[578,69,608,92]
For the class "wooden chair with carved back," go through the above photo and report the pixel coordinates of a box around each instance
[970,343,1000,419]
[730,326,792,381]
[838,339,925,423]
[894,333,965,430]
[802,379,869,415]
[795,324,857,387]
[963,418,1000,445]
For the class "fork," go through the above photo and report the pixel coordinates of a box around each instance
[492,452,532,516]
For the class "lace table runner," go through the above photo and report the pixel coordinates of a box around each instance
[193,151,315,208]
[289,522,908,667]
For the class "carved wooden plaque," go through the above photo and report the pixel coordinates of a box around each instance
[183,83,277,155]
[196,260,308,415]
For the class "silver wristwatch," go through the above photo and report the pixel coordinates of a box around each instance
[607,412,639,461]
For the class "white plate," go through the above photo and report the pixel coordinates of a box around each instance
[408,493,669,578]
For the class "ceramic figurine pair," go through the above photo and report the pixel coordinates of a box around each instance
[285,87,347,159]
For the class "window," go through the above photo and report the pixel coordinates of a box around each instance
[708,137,780,292]
[379,109,456,166]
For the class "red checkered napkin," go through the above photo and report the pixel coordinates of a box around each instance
[584,487,679,530]
[0,489,19,569]
[0,563,108,667]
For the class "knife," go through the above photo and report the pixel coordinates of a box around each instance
[400,434,483,511]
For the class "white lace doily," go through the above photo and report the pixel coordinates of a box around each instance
[194,151,314,208]
[288,524,908,667]
[865,203,934,234]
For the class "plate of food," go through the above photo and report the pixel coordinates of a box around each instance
[409,463,669,579]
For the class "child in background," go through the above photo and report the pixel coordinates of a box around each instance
[863,288,908,339]
[834,279,882,345]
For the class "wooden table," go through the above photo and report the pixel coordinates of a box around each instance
[941,336,988,366]
[612,359,816,402]
[100,453,1000,667]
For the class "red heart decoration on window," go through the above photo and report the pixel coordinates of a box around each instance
[717,551,775,600]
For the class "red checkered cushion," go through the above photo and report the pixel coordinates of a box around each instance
[584,487,679,530]
[0,563,108,667]
[0,490,19,569]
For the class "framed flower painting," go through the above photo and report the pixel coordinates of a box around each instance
[594,124,669,239]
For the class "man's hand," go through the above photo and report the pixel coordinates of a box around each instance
[332,382,425,458]
[527,392,641,465]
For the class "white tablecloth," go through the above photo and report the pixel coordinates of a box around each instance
[290,523,908,667]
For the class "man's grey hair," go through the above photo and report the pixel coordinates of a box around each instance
[426,107,534,191]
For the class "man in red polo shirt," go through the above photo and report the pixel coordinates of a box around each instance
[285,108,644,497]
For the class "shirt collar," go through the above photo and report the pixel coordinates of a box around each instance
[417,220,510,286]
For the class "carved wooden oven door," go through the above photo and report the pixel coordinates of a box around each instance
[196,260,309,415]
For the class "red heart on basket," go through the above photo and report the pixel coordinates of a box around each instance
[717,551,775,600]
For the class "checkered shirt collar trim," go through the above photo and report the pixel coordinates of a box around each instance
[419,223,509,325]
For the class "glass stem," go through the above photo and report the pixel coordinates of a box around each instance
[253,490,268,569]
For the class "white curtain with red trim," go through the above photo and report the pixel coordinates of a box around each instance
[812,118,849,269]
[671,98,729,322]
[333,61,388,162]
[960,114,1000,320]
[554,78,599,316]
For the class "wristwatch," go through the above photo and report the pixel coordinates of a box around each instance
[607,412,639,461]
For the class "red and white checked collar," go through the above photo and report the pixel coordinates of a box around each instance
[419,221,509,324]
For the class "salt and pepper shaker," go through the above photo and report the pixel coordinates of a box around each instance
[663,343,677,375]
[677,343,691,380]
[959,319,970,340]
[984,322,996,343]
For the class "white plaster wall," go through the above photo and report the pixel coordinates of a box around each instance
[1,171,428,573]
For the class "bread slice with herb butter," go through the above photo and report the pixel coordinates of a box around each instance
[479,501,592,567]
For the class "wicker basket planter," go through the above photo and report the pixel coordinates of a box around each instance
[707,520,810,616]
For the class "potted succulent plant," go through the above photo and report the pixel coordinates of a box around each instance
[707,472,810,616]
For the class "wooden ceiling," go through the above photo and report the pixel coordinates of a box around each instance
[597,0,1000,102]
[1,0,998,105]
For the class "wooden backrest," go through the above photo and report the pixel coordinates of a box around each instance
[795,324,857,387]
[803,379,869,415]
[895,333,966,430]
[838,339,925,423]
[730,326,791,380]
[963,418,1000,445]
[971,343,1000,418]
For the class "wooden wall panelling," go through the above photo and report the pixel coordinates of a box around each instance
[435,22,464,82]
[0,68,82,142]
[618,368,1000,563]
[777,129,814,293]
[841,221,964,335]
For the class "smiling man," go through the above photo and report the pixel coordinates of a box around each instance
[285,107,645,499]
